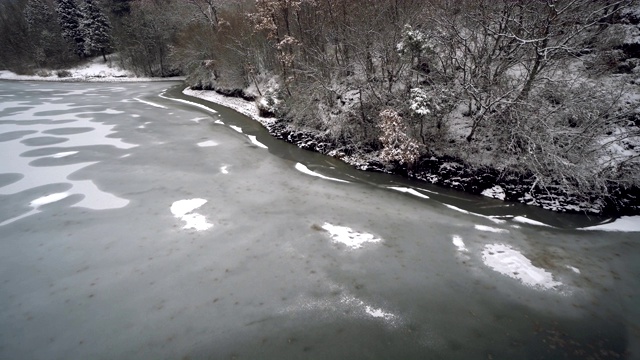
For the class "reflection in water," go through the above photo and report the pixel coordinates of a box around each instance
[482,243,563,290]
[321,222,382,250]
[170,198,213,231]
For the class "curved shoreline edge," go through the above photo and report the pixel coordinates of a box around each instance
[182,87,640,217]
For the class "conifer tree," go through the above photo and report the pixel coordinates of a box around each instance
[80,0,112,61]
[56,0,84,58]
[24,0,55,65]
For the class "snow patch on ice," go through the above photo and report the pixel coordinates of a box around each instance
[364,306,396,320]
[170,198,213,231]
[158,92,218,114]
[30,192,69,206]
[190,117,208,123]
[247,135,268,149]
[220,165,229,174]
[133,98,167,109]
[321,222,382,250]
[475,224,508,233]
[230,125,243,133]
[280,288,401,327]
[513,216,553,227]
[197,140,218,147]
[50,151,78,158]
[452,235,467,252]
[388,186,430,199]
[566,265,581,274]
[443,203,506,224]
[295,163,350,183]
[579,216,640,232]
[482,243,563,290]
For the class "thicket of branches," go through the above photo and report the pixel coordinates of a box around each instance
[178,0,638,198]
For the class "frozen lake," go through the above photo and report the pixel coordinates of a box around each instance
[0,80,638,359]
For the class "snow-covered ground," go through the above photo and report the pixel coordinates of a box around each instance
[0,55,184,82]
[183,88,277,128]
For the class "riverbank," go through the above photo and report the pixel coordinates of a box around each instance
[183,87,640,216]
[1,54,636,215]
[0,55,184,83]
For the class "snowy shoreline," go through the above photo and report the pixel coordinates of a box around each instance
[182,86,640,217]
[0,70,185,83]
[1,60,636,216]
[0,55,184,83]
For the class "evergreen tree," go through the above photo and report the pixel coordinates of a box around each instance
[24,0,54,65]
[56,0,84,58]
[24,0,71,67]
[80,0,112,61]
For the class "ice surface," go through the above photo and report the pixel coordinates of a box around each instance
[0,97,135,225]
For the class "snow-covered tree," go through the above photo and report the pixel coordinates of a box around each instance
[378,109,421,166]
[56,0,84,57]
[80,0,112,61]
[24,0,55,65]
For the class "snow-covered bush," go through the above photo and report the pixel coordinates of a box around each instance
[397,24,430,56]
[409,88,431,116]
[378,109,421,166]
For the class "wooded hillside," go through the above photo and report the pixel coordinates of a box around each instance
[2,0,639,213]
